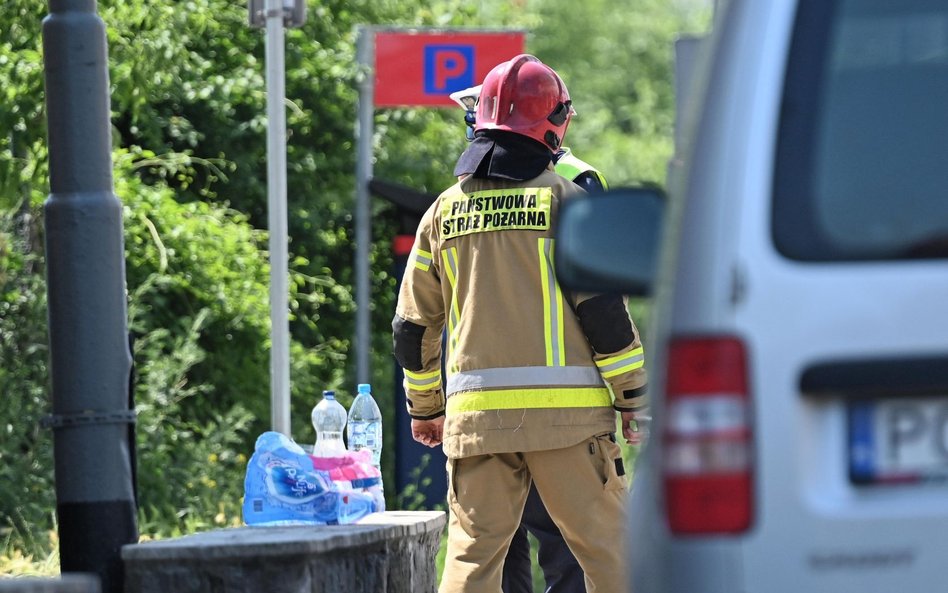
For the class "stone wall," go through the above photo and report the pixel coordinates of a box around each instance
[122,511,445,593]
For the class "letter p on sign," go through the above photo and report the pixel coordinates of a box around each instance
[424,45,474,94]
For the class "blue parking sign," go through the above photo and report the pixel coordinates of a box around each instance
[424,45,475,95]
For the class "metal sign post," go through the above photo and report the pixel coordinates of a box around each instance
[249,0,305,435]
[354,28,375,385]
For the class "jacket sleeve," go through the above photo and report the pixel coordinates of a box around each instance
[392,204,446,420]
[573,292,648,411]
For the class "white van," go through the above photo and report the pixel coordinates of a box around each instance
[555,0,948,591]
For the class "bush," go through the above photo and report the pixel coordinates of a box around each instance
[0,210,54,560]
[0,150,346,553]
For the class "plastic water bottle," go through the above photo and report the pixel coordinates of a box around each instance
[337,490,377,525]
[347,383,385,510]
[311,390,347,457]
[347,384,383,466]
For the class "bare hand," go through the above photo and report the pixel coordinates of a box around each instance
[621,409,651,446]
[411,417,445,448]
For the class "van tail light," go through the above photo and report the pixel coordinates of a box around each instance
[663,337,753,534]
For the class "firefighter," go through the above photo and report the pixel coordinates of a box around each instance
[393,54,648,593]
[449,83,609,593]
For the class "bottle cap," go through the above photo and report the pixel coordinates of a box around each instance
[357,383,371,394]
[323,390,335,399]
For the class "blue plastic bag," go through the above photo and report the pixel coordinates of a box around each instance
[242,431,376,526]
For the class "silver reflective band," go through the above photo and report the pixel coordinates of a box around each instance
[405,373,441,389]
[412,248,432,271]
[446,366,605,397]
[596,350,645,376]
[442,247,461,365]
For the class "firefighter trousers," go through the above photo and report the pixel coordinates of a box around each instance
[501,482,585,593]
[439,433,629,593]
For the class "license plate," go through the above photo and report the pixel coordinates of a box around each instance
[848,398,948,484]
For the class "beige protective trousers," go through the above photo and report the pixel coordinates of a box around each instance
[439,433,629,593]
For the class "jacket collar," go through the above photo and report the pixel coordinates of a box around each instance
[453,130,553,181]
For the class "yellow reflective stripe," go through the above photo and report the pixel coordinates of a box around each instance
[596,347,646,378]
[412,247,432,272]
[554,151,608,190]
[538,238,565,366]
[538,240,553,365]
[441,247,462,372]
[546,239,566,366]
[404,368,442,390]
[551,246,565,365]
[446,387,612,414]
[554,161,583,182]
[600,360,645,379]
[596,347,644,368]
[594,170,609,190]
[405,368,441,380]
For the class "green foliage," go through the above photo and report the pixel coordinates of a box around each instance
[118,149,354,533]
[524,0,712,186]
[0,211,53,561]
[0,1,47,214]
[121,149,273,424]
[395,453,444,512]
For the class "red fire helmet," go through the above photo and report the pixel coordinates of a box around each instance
[475,54,574,151]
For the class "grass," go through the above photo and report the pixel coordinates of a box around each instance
[0,530,59,577]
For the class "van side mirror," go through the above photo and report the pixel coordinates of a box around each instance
[554,187,665,296]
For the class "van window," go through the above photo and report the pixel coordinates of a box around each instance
[773,0,948,261]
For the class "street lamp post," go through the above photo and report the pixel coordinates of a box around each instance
[42,1,137,591]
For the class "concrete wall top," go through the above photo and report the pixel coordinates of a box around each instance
[121,511,446,562]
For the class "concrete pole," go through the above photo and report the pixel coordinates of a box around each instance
[264,0,291,435]
[41,1,138,592]
[355,27,374,384]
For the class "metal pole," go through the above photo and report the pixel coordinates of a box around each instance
[265,0,291,434]
[355,27,374,384]
[42,1,137,592]
[673,36,704,153]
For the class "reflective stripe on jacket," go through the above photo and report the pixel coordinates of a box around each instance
[395,166,646,458]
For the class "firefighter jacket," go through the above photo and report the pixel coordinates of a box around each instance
[393,166,647,459]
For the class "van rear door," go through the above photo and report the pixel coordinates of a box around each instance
[740,0,948,590]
